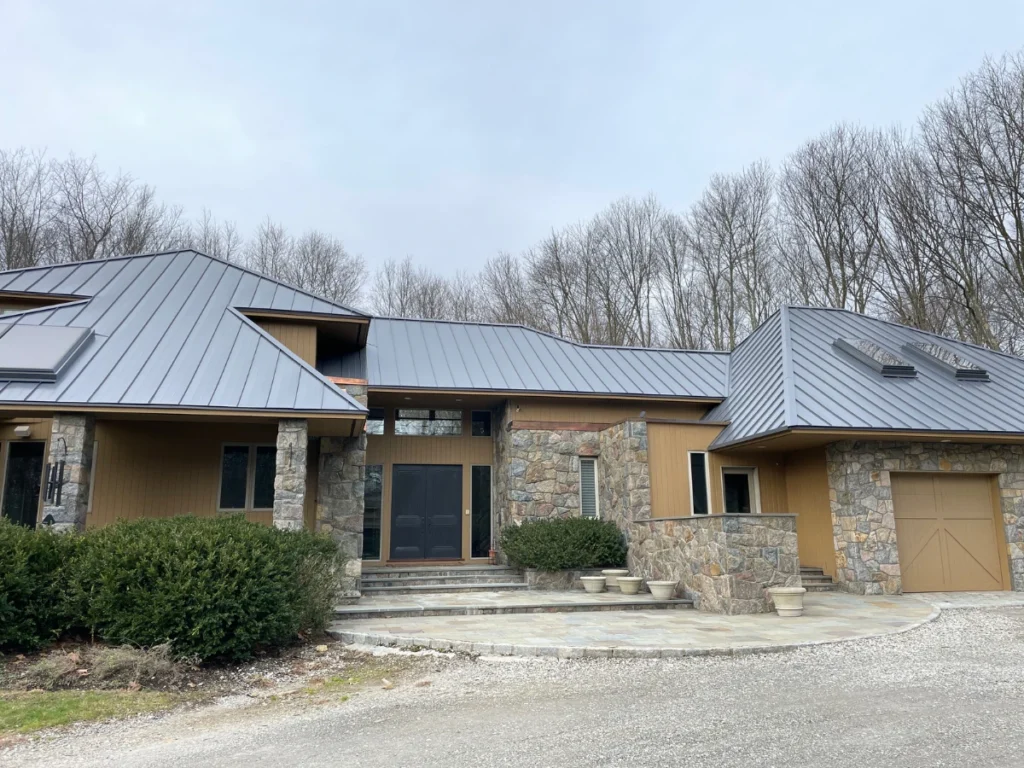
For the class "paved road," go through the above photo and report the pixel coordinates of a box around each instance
[6,607,1024,768]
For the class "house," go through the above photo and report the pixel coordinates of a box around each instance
[1,250,1022,608]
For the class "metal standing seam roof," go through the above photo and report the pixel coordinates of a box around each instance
[0,250,366,415]
[708,305,1024,448]
[325,317,731,399]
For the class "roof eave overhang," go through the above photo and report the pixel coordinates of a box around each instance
[0,403,367,419]
[710,425,1024,452]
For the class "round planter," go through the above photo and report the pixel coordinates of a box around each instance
[768,586,807,617]
[646,580,678,600]
[601,569,630,591]
[617,576,643,596]
[580,576,607,594]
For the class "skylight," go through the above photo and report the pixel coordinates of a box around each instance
[0,324,93,382]
[903,341,990,382]
[833,338,917,378]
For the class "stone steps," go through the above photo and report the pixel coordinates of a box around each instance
[360,582,530,596]
[360,565,526,596]
[800,566,839,592]
[333,597,694,620]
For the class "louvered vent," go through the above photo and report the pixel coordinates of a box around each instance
[580,458,598,519]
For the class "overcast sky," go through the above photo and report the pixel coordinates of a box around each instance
[3,1,1023,273]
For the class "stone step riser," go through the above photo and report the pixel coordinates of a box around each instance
[334,600,693,620]
[361,583,530,596]
[804,584,839,592]
[361,576,524,587]
[362,569,520,579]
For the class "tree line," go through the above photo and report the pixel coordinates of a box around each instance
[2,52,1023,352]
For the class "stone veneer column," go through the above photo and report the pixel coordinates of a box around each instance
[42,413,96,532]
[598,420,651,530]
[317,382,367,599]
[272,419,308,531]
[827,441,1024,594]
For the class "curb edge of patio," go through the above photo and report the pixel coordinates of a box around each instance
[327,603,942,659]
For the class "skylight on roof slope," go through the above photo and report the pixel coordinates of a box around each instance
[833,338,917,378]
[0,324,92,382]
[903,341,990,382]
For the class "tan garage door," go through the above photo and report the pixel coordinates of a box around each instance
[892,473,1007,592]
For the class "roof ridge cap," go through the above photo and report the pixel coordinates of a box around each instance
[779,306,797,427]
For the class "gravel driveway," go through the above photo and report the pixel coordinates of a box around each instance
[5,606,1023,768]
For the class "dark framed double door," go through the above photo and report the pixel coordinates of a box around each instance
[390,464,463,560]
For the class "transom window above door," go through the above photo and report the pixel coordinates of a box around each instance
[394,409,463,436]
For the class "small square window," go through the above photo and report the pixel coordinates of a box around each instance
[220,444,277,511]
[471,411,492,436]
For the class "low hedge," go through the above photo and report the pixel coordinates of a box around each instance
[0,516,342,661]
[0,519,77,651]
[499,517,627,571]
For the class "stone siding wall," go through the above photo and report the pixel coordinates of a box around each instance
[493,410,651,548]
[828,441,1024,594]
[494,411,600,530]
[318,432,366,598]
[628,514,800,614]
[598,420,651,529]
[272,419,308,531]
[42,413,96,532]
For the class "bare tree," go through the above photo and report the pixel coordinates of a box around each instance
[187,208,242,263]
[244,217,291,281]
[0,149,52,270]
[287,230,366,306]
[779,124,881,313]
[50,155,134,263]
[481,251,533,325]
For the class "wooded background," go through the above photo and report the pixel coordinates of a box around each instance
[3,53,1023,352]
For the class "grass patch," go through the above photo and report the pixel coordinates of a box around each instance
[0,690,182,735]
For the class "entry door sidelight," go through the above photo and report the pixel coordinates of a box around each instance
[390,465,463,560]
[2,441,45,528]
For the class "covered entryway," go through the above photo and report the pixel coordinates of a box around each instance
[892,473,1008,592]
[390,464,462,560]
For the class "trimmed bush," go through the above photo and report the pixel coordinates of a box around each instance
[67,516,341,661]
[0,519,76,651]
[499,517,627,571]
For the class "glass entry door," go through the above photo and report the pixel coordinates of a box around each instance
[2,441,45,528]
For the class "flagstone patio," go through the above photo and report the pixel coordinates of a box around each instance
[328,592,942,658]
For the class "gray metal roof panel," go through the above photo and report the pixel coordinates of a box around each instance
[0,251,364,415]
[349,317,729,398]
[711,306,1024,447]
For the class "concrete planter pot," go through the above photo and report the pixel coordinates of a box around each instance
[601,569,630,591]
[580,576,606,594]
[617,576,643,595]
[646,580,678,600]
[768,586,807,617]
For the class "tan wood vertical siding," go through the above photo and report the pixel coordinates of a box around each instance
[366,409,494,561]
[512,398,710,424]
[783,447,835,577]
[256,321,318,365]
[647,423,724,517]
[647,422,788,517]
[709,450,788,515]
[89,421,279,528]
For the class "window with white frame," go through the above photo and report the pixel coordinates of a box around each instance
[579,457,598,518]
[219,444,277,511]
[688,451,710,515]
